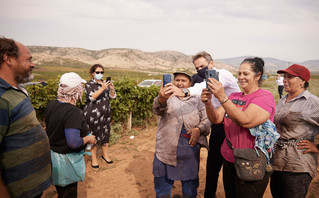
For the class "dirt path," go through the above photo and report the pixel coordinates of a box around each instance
[43,126,319,198]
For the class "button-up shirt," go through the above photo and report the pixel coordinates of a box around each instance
[272,90,319,178]
[152,95,211,166]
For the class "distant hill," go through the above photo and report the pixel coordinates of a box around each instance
[216,56,319,74]
[28,46,235,74]
[28,46,319,74]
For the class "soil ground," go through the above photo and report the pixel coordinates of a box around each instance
[43,126,319,198]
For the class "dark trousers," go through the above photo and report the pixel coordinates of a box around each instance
[223,159,270,198]
[278,85,284,98]
[154,176,199,198]
[55,182,78,198]
[204,123,225,198]
[270,171,312,198]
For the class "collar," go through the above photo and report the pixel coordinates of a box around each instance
[300,90,311,99]
[0,78,29,97]
[0,78,12,89]
[91,78,102,85]
[281,90,309,105]
[287,90,309,102]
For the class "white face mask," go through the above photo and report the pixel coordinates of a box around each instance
[95,73,103,80]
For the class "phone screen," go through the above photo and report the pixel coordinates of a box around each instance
[106,77,111,82]
[163,74,171,86]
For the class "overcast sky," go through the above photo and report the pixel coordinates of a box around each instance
[1,0,319,62]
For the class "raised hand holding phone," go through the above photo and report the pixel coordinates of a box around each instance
[205,69,219,91]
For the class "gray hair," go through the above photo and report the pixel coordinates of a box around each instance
[192,51,213,63]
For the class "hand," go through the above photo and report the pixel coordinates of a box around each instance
[164,83,184,97]
[187,128,200,147]
[297,140,319,154]
[87,135,97,144]
[108,82,115,91]
[201,88,212,104]
[207,78,226,102]
[158,83,172,103]
[98,81,110,90]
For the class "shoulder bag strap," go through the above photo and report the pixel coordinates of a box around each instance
[226,139,235,150]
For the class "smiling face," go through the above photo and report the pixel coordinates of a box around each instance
[237,62,260,92]
[174,74,191,89]
[11,42,35,84]
[282,73,305,94]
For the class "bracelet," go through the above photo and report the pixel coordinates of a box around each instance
[220,97,229,105]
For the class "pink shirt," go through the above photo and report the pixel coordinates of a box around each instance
[221,89,276,163]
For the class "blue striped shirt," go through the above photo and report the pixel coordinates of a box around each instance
[0,78,52,198]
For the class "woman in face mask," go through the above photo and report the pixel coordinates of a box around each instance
[83,64,116,168]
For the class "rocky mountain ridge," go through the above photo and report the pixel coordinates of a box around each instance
[28,46,319,74]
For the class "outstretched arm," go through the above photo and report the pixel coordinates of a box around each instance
[152,83,172,116]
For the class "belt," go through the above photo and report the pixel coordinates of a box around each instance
[182,134,191,139]
[275,138,309,150]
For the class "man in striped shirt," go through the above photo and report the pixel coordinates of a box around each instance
[0,37,52,198]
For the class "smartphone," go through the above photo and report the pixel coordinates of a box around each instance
[205,69,219,90]
[106,76,111,82]
[163,74,171,86]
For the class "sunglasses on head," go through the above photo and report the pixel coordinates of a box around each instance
[95,71,104,74]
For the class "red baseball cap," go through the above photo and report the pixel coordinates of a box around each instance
[277,64,310,82]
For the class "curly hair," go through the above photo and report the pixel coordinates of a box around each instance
[89,64,104,75]
[0,37,19,66]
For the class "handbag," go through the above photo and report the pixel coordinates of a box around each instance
[226,139,267,181]
[50,150,86,187]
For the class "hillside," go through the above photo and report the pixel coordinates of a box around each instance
[28,46,236,74]
[28,46,319,74]
[217,56,319,73]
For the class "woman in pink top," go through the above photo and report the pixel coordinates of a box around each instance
[201,57,276,198]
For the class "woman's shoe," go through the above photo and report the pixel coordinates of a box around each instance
[91,164,99,169]
[102,155,113,164]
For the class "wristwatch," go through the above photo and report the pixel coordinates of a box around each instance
[182,88,189,97]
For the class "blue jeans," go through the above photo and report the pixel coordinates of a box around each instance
[154,176,199,198]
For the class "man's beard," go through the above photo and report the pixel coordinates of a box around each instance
[15,69,34,84]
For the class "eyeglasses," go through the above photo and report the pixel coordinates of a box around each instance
[95,71,104,74]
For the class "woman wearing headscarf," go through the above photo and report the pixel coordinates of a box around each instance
[270,64,319,198]
[45,72,97,198]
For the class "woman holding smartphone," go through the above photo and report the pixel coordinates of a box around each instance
[83,64,116,168]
